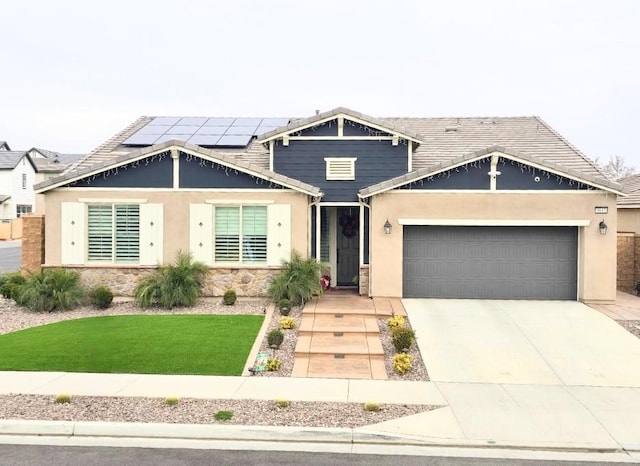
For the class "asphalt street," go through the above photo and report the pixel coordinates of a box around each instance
[0,240,20,273]
[0,445,626,466]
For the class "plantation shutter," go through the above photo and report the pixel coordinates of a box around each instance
[139,203,163,265]
[189,203,213,265]
[215,206,240,262]
[267,204,291,266]
[87,205,113,262]
[61,202,85,265]
[114,204,140,263]
[242,206,267,263]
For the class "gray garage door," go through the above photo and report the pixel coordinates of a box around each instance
[403,226,577,300]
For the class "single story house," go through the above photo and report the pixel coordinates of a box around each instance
[33,108,620,302]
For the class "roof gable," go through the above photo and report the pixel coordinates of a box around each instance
[257,107,422,144]
[35,140,322,197]
[359,146,621,198]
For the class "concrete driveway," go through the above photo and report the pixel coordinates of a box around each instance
[0,240,21,273]
[403,299,640,386]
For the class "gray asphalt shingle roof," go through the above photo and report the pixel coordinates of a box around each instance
[46,107,610,192]
[0,151,27,169]
[618,174,640,206]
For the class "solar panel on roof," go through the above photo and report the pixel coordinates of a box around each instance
[122,134,161,145]
[153,134,188,144]
[231,118,262,127]
[178,117,207,126]
[216,134,252,146]
[204,118,235,126]
[225,126,258,136]
[254,126,279,135]
[195,126,227,136]
[164,125,200,136]
[136,125,172,135]
[187,135,222,146]
[149,117,181,126]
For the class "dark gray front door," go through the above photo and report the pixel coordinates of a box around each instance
[403,226,578,300]
[337,208,359,286]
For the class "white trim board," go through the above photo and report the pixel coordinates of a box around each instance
[397,218,591,227]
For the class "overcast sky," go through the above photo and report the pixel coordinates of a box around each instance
[1,0,638,168]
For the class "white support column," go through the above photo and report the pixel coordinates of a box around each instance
[408,143,413,172]
[338,116,344,137]
[269,140,274,171]
[315,204,321,261]
[171,148,179,189]
[358,203,364,266]
[489,153,501,191]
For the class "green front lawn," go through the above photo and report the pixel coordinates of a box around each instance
[0,315,263,375]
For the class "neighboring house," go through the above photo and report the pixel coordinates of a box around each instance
[0,145,83,220]
[33,108,621,302]
[0,150,38,219]
[617,174,640,233]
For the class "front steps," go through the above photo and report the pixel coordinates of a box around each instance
[291,292,406,379]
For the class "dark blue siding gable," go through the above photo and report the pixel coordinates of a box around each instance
[274,140,408,202]
[400,158,491,190]
[496,159,594,190]
[298,123,338,137]
[62,151,173,188]
[179,153,285,189]
[397,156,598,192]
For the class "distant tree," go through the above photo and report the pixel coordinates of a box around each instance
[596,155,636,180]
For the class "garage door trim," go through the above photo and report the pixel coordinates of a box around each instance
[398,218,590,227]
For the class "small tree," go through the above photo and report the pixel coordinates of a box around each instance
[267,250,323,305]
[598,155,636,180]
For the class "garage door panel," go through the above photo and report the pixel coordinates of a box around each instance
[403,226,577,300]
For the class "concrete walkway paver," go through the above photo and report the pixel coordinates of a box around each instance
[589,291,640,321]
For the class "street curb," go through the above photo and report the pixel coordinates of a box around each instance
[0,420,623,453]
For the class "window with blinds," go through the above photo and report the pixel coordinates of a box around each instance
[215,206,267,264]
[87,204,139,263]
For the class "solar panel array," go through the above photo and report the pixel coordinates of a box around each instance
[122,117,290,147]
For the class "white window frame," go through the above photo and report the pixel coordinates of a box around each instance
[324,157,357,180]
[86,203,140,264]
[21,173,27,189]
[16,204,32,218]
[214,205,268,265]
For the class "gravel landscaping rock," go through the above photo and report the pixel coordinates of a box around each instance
[617,320,640,339]
[0,395,437,428]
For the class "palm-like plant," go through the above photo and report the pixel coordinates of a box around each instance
[18,268,85,312]
[268,250,323,306]
[134,251,208,310]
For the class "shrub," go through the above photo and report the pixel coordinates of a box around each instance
[134,251,208,309]
[279,316,296,330]
[267,329,284,349]
[0,273,26,300]
[278,298,291,316]
[164,396,180,406]
[214,410,233,421]
[267,250,323,306]
[274,398,289,408]
[391,327,416,352]
[364,401,380,412]
[387,315,405,329]
[89,286,113,309]
[19,269,85,312]
[267,358,282,371]
[392,353,413,375]
[54,393,71,404]
[223,289,237,306]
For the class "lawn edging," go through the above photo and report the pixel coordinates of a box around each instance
[242,302,276,376]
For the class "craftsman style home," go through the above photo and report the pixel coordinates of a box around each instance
[33,108,620,302]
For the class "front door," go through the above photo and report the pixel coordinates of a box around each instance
[336,207,359,286]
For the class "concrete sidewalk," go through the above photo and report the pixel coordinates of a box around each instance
[1,371,640,455]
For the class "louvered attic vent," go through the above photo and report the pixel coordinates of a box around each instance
[324,157,357,180]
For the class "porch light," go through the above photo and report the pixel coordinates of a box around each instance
[599,219,608,235]
[384,219,392,235]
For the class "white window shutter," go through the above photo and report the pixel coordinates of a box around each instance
[267,204,291,266]
[139,203,163,265]
[189,203,213,265]
[61,202,85,265]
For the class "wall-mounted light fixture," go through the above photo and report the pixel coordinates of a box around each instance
[384,219,392,235]
[599,219,608,235]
